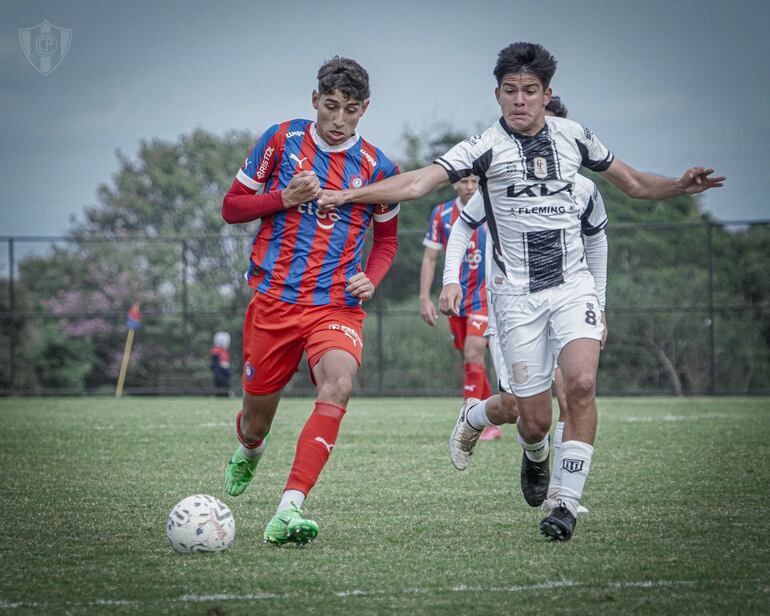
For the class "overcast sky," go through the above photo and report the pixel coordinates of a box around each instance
[1,0,769,238]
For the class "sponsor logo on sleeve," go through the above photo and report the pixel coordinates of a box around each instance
[256,146,275,179]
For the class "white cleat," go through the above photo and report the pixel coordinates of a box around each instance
[449,398,482,470]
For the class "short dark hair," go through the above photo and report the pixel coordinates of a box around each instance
[493,42,557,88]
[317,56,370,101]
[545,96,568,118]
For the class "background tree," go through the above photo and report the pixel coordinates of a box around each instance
[2,126,767,395]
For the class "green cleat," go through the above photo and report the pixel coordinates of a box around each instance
[263,507,319,546]
[224,434,269,497]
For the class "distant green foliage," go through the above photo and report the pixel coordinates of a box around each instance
[3,126,768,394]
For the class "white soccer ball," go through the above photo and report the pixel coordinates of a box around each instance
[166,494,235,553]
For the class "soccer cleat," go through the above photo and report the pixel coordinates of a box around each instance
[263,507,319,546]
[479,425,503,441]
[224,434,269,497]
[449,398,482,470]
[542,497,589,515]
[520,451,550,506]
[539,502,577,541]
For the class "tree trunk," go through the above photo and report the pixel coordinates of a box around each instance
[647,338,684,396]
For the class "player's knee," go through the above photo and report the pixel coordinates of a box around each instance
[517,412,550,441]
[319,373,353,405]
[566,372,596,400]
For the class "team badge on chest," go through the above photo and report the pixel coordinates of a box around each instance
[533,156,548,179]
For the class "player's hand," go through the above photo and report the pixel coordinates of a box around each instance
[281,171,322,207]
[318,189,347,211]
[419,297,438,326]
[346,272,375,301]
[600,311,608,350]
[677,167,725,195]
[438,283,462,316]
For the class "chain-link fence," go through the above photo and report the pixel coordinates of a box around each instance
[1,220,768,396]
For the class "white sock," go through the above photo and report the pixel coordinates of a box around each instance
[518,432,550,463]
[557,440,594,517]
[277,489,305,513]
[239,438,268,460]
[466,399,493,430]
[547,421,566,498]
[553,421,565,448]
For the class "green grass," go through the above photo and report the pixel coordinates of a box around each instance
[1,397,769,615]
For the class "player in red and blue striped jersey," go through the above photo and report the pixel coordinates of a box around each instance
[419,176,501,441]
[221,57,400,546]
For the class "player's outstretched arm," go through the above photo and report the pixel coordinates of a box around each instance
[318,165,450,209]
[601,158,725,201]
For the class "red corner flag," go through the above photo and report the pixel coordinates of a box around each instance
[117,303,141,396]
[126,303,142,330]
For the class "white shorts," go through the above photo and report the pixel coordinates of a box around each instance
[490,271,604,398]
[484,291,512,394]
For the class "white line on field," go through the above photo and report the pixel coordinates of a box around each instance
[623,413,729,422]
[0,579,701,609]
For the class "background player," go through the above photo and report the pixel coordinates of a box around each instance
[318,42,723,541]
[221,56,399,546]
[420,175,501,440]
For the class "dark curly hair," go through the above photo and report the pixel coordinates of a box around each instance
[545,95,568,118]
[493,42,557,88]
[317,56,370,101]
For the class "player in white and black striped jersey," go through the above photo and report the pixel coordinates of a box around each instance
[318,42,724,541]
[445,96,606,518]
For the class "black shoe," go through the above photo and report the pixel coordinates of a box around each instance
[520,452,550,506]
[539,503,577,541]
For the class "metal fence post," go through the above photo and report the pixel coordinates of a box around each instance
[182,239,190,378]
[707,222,716,395]
[376,301,384,396]
[8,238,16,393]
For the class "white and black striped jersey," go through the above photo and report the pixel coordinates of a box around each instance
[435,116,612,295]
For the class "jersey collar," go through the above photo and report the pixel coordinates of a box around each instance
[498,116,548,140]
[310,123,360,152]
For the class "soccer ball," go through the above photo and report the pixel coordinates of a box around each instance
[166,494,235,553]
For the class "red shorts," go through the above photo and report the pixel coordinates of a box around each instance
[242,292,366,395]
[448,313,488,350]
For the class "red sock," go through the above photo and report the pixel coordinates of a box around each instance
[284,401,346,495]
[481,370,491,399]
[235,410,263,449]
[464,363,489,399]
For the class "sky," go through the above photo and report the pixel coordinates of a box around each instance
[1,0,769,238]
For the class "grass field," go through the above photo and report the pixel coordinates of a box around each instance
[1,396,769,615]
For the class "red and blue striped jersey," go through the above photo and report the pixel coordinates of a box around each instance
[235,119,400,307]
[423,198,487,317]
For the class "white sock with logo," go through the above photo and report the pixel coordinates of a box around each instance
[518,431,550,463]
[556,440,593,517]
[466,399,493,430]
[548,421,566,498]
[277,489,305,513]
